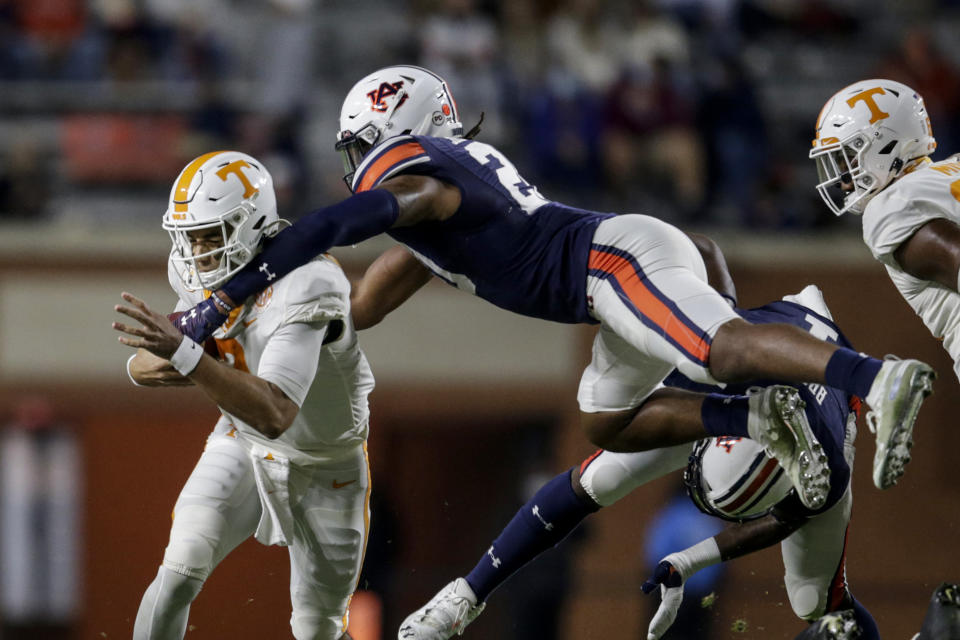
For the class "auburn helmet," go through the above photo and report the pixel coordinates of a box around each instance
[684,436,794,522]
[810,79,936,215]
[335,65,462,189]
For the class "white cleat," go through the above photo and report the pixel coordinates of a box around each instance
[398,578,486,640]
[748,385,830,511]
[864,357,935,490]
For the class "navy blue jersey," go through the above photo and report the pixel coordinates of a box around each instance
[665,298,857,512]
[351,135,612,324]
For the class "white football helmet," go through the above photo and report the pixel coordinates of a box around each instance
[335,65,463,189]
[163,150,279,291]
[684,436,794,522]
[810,79,936,215]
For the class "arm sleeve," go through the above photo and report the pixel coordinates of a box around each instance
[256,320,328,408]
[222,189,399,304]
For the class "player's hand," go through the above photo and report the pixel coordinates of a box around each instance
[113,292,185,359]
[174,295,231,343]
[642,560,685,640]
[128,349,193,386]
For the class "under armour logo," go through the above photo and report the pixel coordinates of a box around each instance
[486,545,501,568]
[532,505,553,531]
[259,262,277,281]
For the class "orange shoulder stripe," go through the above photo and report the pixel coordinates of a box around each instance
[355,142,426,193]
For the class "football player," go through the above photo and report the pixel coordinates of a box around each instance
[398,284,878,640]
[175,64,935,509]
[112,151,375,640]
[811,81,960,385]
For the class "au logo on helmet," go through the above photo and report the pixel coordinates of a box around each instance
[367,81,408,113]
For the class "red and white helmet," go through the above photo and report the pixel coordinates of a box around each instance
[810,79,936,215]
[163,151,279,291]
[335,65,462,188]
[684,436,794,522]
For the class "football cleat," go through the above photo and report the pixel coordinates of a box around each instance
[398,578,486,640]
[793,610,862,640]
[864,357,935,489]
[747,386,830,511]
[914,582,960,640]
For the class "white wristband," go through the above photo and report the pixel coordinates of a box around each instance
[664,537,721,580]
[126,354,145,387]
[169,338,204,376]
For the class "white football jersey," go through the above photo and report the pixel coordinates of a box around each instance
[862,154,960,379]
[168,256,375,465]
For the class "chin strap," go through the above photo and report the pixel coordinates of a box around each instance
[464,112,485,139]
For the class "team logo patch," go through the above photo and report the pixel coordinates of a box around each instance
[367,81,408,113]
[431,111,445,126]
[255,286,274,308]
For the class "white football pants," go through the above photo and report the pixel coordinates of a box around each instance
[134,433,369,640]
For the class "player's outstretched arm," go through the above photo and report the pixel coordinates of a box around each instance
[351,246,433,330]
[177,175,459,343]
[114,292,298,438]
[893,217,960,291]
[642,505,807,639]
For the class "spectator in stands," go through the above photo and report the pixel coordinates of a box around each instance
[600,59,705,220]
[418,0,499,141]
[876,26,960,154]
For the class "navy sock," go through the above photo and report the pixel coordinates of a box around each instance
[824,349,883,399]
[701,393,750,438]
[464,469,598,602]
[849,597,880,640]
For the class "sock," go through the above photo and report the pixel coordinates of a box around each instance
[133,566,203,640]
[465,469,598,602]
[701,393,750,438]
[824,349,883,399]
[849,597,880,640]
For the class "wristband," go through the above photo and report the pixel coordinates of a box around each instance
[169,337,204,376]
[126,354,146,387]
[664,537,721,579]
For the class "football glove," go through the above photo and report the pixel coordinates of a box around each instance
[174,295,231,343]
[642,560,685,640]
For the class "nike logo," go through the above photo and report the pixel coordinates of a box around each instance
[332,479,356,489]
[243,318,257,327]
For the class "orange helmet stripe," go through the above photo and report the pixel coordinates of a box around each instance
[172,150,228,213]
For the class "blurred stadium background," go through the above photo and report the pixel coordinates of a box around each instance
[0,0,958,638]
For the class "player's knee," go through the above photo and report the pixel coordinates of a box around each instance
[162,504,224,581]
[291,614,341,640]
[579,459,631,507]
[290,588,347,640]
[786,578,829,621]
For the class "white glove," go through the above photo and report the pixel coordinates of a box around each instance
[649,582,684,639]
[642,560,686,639]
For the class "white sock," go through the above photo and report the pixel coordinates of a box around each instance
[132,566,203,640]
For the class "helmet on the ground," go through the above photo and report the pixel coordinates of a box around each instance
[335,65,462,188]
[809,79,936,215]
[684,436,794,522]
[163,150,278,291]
